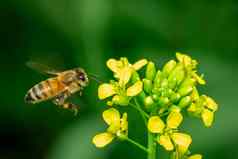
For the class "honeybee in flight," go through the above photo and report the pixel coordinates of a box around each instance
[24,62,89,115]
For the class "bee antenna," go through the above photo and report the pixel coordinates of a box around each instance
[88,73,104,84]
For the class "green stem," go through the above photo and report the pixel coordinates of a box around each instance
[125,137,149,153]
[147,132,157,159]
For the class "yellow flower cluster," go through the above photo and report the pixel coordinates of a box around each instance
[93,53,218,159]
[98,57,147,106]
[92,108,128,148]
[148,110,191,153]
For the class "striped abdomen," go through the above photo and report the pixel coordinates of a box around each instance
[25,78,66,104]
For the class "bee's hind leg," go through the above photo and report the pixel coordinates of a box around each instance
[53,92,79,115]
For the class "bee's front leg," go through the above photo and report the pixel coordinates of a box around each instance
[53,91,79,115]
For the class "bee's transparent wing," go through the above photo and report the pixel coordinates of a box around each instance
[26,61,62,76]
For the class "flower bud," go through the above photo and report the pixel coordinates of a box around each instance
[146,61,156,80]
[162,60,177,77]
[168,77,177,89]
[112,95,129,106]
[160,78,169,88]
[178,96,191,108]
[143,79,153,93]
[152,94,159,101]
[154,70,162,87]
[158,97,170,107]
[180,77,196,88]
[168,64,185,87]
[131,71,140,83]
[170,92,181,103]
[169,105,181,113]
[144,96,155,109]
[178,85,193,97]
[137,91,146,104]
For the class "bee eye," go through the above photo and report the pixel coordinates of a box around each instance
[78,73,85,81]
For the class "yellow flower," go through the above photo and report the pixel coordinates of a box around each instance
[188,95,218,127]
[167,111,183,129]
[176,52,198,69]
[106,57,147,85]
[132,59,148,70]
[98,58,147,106]
[192,72,206,85]
[98,83,116,100]
[158,134,174,151]
[92,132,114,148]
[204,95,218,112]
[171,132,192,154]
[201,109,214,127]
[92,108,128,148]
[147,112,190,153]
[188,154,202,159]
[148,116,165,133]
[126,81,143,96]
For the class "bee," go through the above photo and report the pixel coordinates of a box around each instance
[24,62,89,115]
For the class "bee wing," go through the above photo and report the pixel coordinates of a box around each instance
[26,61,62,76]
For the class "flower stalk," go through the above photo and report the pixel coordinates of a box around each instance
[147,132,157,159]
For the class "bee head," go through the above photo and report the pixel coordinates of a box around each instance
[75,68,89,87]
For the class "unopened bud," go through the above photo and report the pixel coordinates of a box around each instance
[162,60,177,77]
[146,61,156,80]
[144,96,155,109]
[170,92,181,103]
[178,85,193,97]
[154,70,162,87]
[168,64,185,87]
[158,97,170,107]
[178,96,191,108]
[143,79,153,94]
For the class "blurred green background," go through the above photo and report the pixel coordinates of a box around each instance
[1,0,238,159]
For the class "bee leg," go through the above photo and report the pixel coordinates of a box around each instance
[62,103,79,116]
[53,92,79,115]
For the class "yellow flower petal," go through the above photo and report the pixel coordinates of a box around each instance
[188,154,202,159]
[148,116,165,133]
[192,73,206,85]
[106,58,123,74]
[158,135,174,151]
[132,59,148,70]
[167,111,183,129]
[92,132,114,148]
[98,83,116,100]
[121,113,128,132]
[201,109,214,127]
[171,133,192,154]
[103,108,121,126]
[204,96,218,112]
[119,67,133,86]
[187,103,197,113]
[176,52,197,68]
[126,81,143,96]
